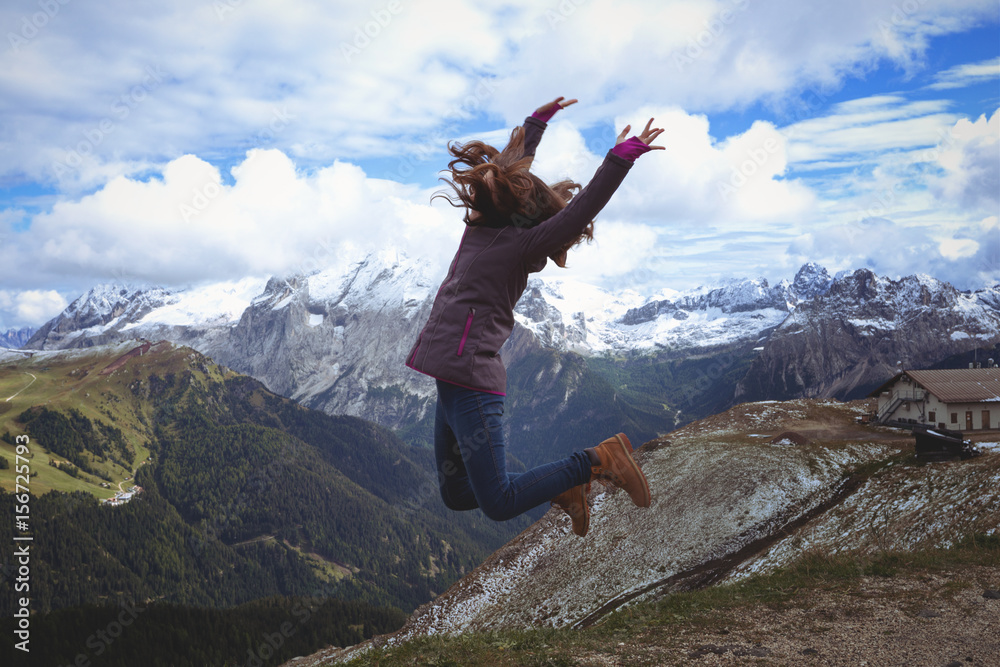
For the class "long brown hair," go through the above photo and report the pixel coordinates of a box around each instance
[432,125,594,267]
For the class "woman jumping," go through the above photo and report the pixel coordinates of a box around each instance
[406,96,662,537]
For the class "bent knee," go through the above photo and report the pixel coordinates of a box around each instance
[440,487,476,513]
[479,499,518,522]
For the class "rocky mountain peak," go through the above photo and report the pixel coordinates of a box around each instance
[816,270,959,316]
[250,275,304,309]
[620,275,792,326]
[737,271,1000,401]
[686,276,792,313]
[24,282,173,348]
[1,326,36,349]
[827,268,880,301]
[22,252,1000,436]
[65,283,142,325]
[791,262,832,301]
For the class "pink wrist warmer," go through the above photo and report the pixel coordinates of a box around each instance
[531,107,559,123]
[610,136,652,162]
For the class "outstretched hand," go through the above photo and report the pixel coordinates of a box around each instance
[616,118,665,149]
[610,118,665,162]
[532,96,578,123]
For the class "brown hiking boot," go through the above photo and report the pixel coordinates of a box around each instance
[590,433,651,508]
[550,483,590,537]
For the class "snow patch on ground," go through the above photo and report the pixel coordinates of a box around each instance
[729,443,1000,583]
[3,340,142,363]
[271,293,294,311]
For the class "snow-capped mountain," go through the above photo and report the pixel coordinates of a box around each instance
[791,261,833,301]
[221,251,440,425]
[23,254,1000,436]
[26,284,171,348]
[24,280,268,348]
[513,274,793,354]
[25,278,270,371]
[511,263,844,354]
[735,268,1000,401]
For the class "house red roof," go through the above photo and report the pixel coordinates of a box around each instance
[869,368,1000,403]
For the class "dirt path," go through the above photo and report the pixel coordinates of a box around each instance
[230,534,277,547]
[5,372,36,402]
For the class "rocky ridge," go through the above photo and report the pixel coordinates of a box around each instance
[0,326,36,349]
[282,398,999,664]
[734,269,1000,401]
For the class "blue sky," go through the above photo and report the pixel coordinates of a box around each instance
[0,0,997,331]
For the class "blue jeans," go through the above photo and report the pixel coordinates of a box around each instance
[434,380,592,521]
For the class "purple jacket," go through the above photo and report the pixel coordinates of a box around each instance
[406,116,634,395]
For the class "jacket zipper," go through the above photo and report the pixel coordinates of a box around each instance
[457,308,475,356]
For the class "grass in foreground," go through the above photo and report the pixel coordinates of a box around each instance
[341,533,999,666]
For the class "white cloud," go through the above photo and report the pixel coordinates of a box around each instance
[783,96,960,164]
[931,109,1000,210]
[491,106,815,232]
[1,150,463,295]
[525,108,817,289]
[553,220,661,285]
[773,99,998,267]
[939,237,979,260]
[0,289,68,329]
[0,105,820,318]
[788,215,999,288]
[927,56,1000,89]
[602,107,815,226]
[2,0,995,191]
[0,0,997,327]
[18,91,994,319]
[491,0,997,123]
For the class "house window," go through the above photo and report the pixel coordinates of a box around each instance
[951,412,958,423]
[928,411,936,422]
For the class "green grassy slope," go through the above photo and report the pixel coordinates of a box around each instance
[0,342,529,619]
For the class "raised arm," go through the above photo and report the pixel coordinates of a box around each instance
[521,117,664,257]
[521,96,579,161]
